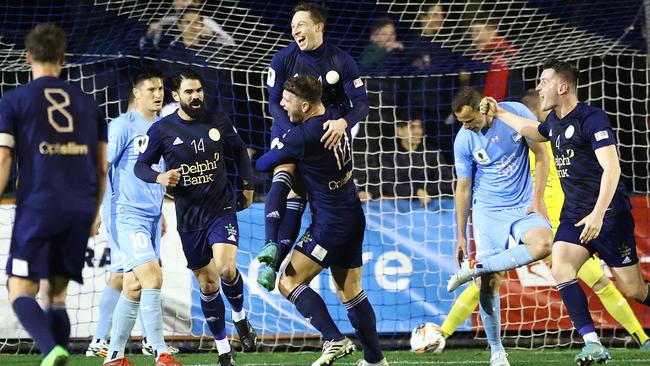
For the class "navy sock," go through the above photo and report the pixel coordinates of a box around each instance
[220,269,244,312]
[345,291,383,363]
[275,198,306,271]
[264,171,292,244]
[287,284,342,341]
[13,296,56,355]
[200,289,227,340]
[45,302,70,348]
[557,279,596,336]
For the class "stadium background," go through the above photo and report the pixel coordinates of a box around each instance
[0,0,648,354]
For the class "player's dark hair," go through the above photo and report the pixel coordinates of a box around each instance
[370,17,394,35]
[132,66,164,87]
[180,5,202,20]
[520,89,540,111]
[25,23,66,64]
[293,2,327,25]
[170,68,203,92]
[542,58,579,91]
[451,87,483,113]
[283,75,322,105]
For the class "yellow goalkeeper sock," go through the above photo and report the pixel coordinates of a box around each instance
[441,281,480,339]
[595,282,649,345]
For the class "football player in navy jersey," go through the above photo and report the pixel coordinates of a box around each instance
[0,23,107,366]
[256,75,386,366]
[135,69,256,366]
[257,2,370,290]
[481,58,650,365]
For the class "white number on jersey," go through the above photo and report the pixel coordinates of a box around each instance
[333,135,352,170]
[191,138,205,154]
[44,88,74,133]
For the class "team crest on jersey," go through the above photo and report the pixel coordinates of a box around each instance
[133,135,149,153]
[511,133,522,143]
[267,67,276,87]
[225,223,237,242]
[564,125,575,139]
[208,128,221,141]
[490,135,500,143]
[473,148,491,164]
[353,78,364,88]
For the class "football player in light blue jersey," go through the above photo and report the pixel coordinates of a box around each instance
[448,87,553,366]
[98,67,182,366]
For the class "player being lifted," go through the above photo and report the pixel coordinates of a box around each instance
[98,66,182,366]
[0,23,107,366]
[438,90,650,352]
[135,69,256,366]
[256,75,386,366]
[258,2,369,290]
[450,87,554,366]
[481,58,650,365]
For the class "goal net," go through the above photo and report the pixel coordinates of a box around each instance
[0,0,648,353]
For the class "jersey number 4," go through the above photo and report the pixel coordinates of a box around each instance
[44,88,73,133]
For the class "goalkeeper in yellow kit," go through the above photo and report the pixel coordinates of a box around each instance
[439,89,650,350]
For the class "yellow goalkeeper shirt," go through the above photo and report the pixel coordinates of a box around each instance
[529,142,564,231]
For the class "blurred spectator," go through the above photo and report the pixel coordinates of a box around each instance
[143,2,235,49]
[418,3,445,37]
[379,115,454,206]
[469,17,517,101]
[359,17,405,72]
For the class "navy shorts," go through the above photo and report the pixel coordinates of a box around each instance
[295,212,365,269]
[555,210,638,268]
[178,213,238,270]
[6,207,94,283]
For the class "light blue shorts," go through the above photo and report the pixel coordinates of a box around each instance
[472,206,551,261]
[112,213,162,272]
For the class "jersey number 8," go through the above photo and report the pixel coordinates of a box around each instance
[44,88,74,133]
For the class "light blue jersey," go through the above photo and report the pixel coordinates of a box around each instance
[107,110,164,217]
[453,102,537,211]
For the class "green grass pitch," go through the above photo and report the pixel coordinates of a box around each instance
[1,349,649,365]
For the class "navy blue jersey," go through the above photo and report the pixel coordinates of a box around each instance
[135,111,251,232]
[0,76,106,213]
[267,42,369,136]
[256,108,360,238]
[538,103,629,221]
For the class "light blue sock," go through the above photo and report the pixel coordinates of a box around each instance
[139,310,147,339]
[140,289,167,357]
[106,295,139,361]
[479,290,505,354]
[94,286,120,341]
[475,245,533,275]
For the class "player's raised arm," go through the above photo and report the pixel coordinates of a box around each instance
[528,140,549,220]
[481,96,547,142]
[134,126,180,187]
[321,54,369,149]
[256,130,302,172]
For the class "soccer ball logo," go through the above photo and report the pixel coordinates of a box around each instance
[409,322,446,354]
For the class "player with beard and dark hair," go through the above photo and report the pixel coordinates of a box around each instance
[135,68,257,366]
